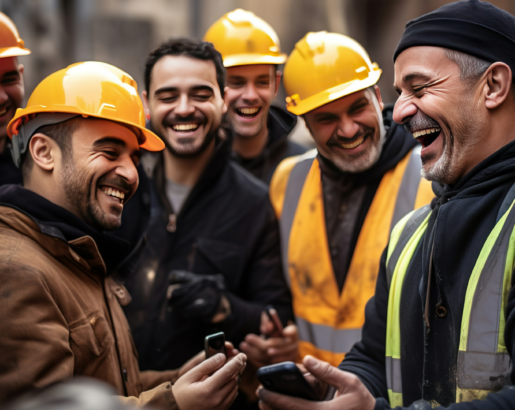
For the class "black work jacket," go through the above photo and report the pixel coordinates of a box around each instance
[231,106,306,184]
[339,141,515,409]
[111,131,293,370]
[0,148,22,187]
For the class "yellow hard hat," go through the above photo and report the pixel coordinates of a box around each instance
[204,9,286,67]
[0,12,30,58]
[283,31,381,115]
[7,61,164,152]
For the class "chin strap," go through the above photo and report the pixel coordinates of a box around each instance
[10,112,79,168]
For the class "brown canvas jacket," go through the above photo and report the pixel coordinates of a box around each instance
[0,205,179,409]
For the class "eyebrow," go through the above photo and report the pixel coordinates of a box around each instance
[349,97,369,110]
[94,137,142,158]
[154,85,214,95]
[393,72,432,89]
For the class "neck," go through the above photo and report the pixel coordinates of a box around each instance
[164,139,215,186]
[232,122,269,159]
[0,136,6,154]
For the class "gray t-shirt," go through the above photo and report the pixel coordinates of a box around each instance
[165,179,192,213]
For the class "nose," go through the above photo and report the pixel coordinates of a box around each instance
[393,98,418,124]
[241,83,259,102]
[174,94,195,117]
[115,154,139,189]
[337,115,360,138]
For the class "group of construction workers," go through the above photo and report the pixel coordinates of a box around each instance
[0,0,515,409]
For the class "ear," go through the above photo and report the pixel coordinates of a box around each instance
[29,133,60,172]
[484,63,512,110]
[373,85,384,111]
[221,98,228,115]
[274,70,282,97]
[142,90,151,120]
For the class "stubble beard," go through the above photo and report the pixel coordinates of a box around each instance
[231,109,267,140]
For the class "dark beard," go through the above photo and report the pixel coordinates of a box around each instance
[162,126,219,158]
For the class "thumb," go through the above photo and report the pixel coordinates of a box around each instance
[282,323,298,339]
[182,353,226,382]
[303,355,348,389]
[260,311,273,335]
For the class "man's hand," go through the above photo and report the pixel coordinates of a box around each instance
[173,352,247,410]
[257,355,375,410]
[179,341,240,377]
[240,312,299,367]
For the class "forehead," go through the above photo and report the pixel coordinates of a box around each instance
[226,64,273,79]
[150,55,219,93]
[394,46,458,83]
[309,89,372,115]
[73,118,140,149]
[0,57,20,76]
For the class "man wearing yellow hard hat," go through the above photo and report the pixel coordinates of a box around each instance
[0,61,247,410]
[204,9,306,184]
[0,12,30,187]
[268,32,434,367]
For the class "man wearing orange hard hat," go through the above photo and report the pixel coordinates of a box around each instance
[204,9,306,184]
[268,32,434,367]
[0,61,246,410]
[0,12,30,186]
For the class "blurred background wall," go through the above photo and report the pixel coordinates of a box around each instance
[3,0,515,106]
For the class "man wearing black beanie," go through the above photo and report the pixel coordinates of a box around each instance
[257,1,515,409]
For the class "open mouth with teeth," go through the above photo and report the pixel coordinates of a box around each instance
[0,106,10,117]
[100,186,126,204]
[413,127,441,148]
[236,107,260,118]
[172,123,200,133]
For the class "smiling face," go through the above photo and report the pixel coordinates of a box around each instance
[393,46,486,185]
[303,87,385,173]
[59,119,140,230]
[224,64,280,140]
[144,55,226,157]
[0,57,24,140]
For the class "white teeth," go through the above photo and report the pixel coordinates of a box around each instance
[172,124,199,131]
[238,107,259,115]
[101,187,125,200]
[0,108,6,116]
[413,128,441,138]
[341,135,365,150]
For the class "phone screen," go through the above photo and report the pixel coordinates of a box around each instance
[204,332,227,358]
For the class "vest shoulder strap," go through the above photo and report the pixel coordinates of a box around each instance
[497,181,515,223]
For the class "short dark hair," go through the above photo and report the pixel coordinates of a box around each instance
[144,38,226,98]
[21,117,83,184]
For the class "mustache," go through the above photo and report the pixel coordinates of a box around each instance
[97,176,132,193]
[404,111,440,133]
[164,113,206,126]
[326,126,374,147]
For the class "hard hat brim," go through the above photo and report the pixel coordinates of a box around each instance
[223,53,287,67]
[0,46,31,58]
[7,106,165,152]
[287,70,382,116]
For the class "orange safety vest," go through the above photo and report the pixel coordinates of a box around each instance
[269,148,434,366]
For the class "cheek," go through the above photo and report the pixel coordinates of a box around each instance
[224,90,241,108]
[257,89,274,104]
[7,85,24,106]
[310,123,334,146]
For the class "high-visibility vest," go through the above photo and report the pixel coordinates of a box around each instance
[385,199,515,407]
[270,148,434,366]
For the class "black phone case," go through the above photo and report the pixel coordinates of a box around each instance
[204,332,226,358]
[257,361,319,401]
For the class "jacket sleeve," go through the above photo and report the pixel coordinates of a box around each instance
[223,201,293,344]
[341,251,515,410]
[117,381,179,410]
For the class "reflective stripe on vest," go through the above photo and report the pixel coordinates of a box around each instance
[272,147,433,366]
[385,201,515,407]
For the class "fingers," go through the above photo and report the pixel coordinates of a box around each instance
[261,311,274,335]
[183,353,226,382]
[225,341,239,358]
[303,355,352,391]
[206,352,247,390]
[179,349,206,376]
[258,387,314,410]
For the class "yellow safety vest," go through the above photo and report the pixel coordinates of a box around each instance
[270,148,434,366]
[385,199,515,406]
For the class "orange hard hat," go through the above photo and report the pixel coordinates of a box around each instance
[7,61,164,152]
[0,12,30,58]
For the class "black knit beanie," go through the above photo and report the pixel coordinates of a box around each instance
[393,0,515,75]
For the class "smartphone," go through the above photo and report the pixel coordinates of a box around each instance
[265,305,284,338]
[257,361,320,401]
[204,332,227,359]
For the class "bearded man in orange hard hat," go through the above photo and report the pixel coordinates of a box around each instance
[205,9,307,185]
[266,32,434,368]
[0,62,247,410]
[0,12,30,186]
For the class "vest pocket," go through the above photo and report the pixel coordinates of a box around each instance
[70,313,114,370]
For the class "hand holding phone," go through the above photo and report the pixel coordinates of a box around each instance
[264,305,284,338]
[257,361,320,401]
[204,332,227,359]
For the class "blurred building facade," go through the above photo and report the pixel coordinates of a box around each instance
[3,0,515,106]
